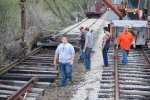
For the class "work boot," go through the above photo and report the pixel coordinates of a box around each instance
[78,59,83,63]
[70,80,74,85]
[102,65,108,67]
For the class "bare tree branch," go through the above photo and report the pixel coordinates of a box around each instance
[43,0,62,20]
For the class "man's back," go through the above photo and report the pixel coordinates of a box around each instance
[104,31,111,48]
[86,32,93,48]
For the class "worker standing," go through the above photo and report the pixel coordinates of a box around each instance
[83,27,93,70]
[54,36,75,86]
[117,26,136,65]
[102,27,111,67]
[79,27,86,62]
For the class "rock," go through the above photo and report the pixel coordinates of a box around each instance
[4,39,22,59]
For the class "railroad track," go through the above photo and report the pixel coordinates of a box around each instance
[98,46,150,100]
[60,18,99,35]
[0,17,101,100]
[0,47,58,100]
[98,47,115,99]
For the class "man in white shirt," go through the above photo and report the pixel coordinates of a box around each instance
[54,36,75,86]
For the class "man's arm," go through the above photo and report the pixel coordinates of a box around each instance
[70,45,75,65]
[131,35,136,48]
[54,47,59,65]
[53,52,59,70]
[131,40,136,45]
[116,35,120,49]
[83,39,88,51]
[54,53,58,65]
[83,32,89,52]
[70,53,75,65]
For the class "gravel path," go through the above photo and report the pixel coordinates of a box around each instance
[40,53,85,100]
[71,14,107,100]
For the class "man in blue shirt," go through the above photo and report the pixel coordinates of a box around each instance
[54,36,75,86]
[83,27,93,70]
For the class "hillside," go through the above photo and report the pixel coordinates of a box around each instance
[0,0,99,64]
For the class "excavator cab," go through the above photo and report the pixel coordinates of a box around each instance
[125,0,147,20]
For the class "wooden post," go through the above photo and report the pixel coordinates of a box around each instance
[148,0,150,20]
[147,21,150,42]
[148,0,150,46]
[20,0,26,42]
[20,0,27,59]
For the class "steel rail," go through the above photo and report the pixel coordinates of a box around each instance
[88,18,100,28]
[63,19,88,34]
[7,76,39,100]
[52,17,101,46]
[63,16,100,35]
[114,46,150,100]
[114,46,119,100]
[0,46,42,75]
[48,19,89,44]
[141,46,150,64]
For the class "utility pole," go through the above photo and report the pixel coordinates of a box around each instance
[20,0,27,60]
[20,0,26,42]
[147,0,150,47]
[148,0,150,20]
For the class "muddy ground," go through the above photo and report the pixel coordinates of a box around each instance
[40,53,86,100]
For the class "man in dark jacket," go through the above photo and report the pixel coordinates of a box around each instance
[79,27,86,62]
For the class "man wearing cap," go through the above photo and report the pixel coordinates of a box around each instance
[79,27,86,62]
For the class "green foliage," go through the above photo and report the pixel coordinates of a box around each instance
[0,0,96,36]
[43,0,96,21]
[0,53,6,65]
[0,0,20,45]
[47,23,61,30]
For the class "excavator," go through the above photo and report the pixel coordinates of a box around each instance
[104,0,148,20]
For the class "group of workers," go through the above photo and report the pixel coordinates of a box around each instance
[79,27,93,70]
[53,25,136,87]
[102,25,136,66]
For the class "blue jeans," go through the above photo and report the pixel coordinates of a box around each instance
[83,48,92,69]
[121,48,129,65]
[102,48,109,66]
[80,44,84,60]
[59,62,72,86]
